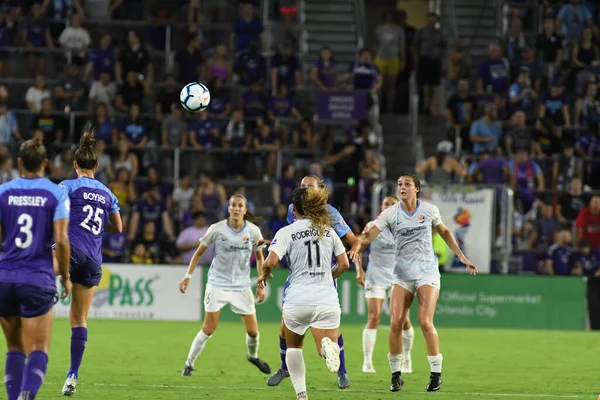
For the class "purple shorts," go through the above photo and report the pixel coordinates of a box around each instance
[0,283,57,318]
[70,246,102,287]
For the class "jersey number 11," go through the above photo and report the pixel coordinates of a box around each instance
[304,240,321,268]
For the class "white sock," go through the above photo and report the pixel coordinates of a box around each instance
[427,353,443,373]
[186,330,211,367]
[362,328,377,365]
[286,348,307,397]
[388,352,403,374]
[246,333,259,359]
[402,326,414,360]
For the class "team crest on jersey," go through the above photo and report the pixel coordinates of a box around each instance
[417,215,425,224]
[242,237,249,244]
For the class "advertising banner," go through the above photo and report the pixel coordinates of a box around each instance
[54,264,203,321]
[315,91,367,121]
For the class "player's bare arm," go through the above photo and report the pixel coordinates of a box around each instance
[435,222,477,275]
[348,226,382,263]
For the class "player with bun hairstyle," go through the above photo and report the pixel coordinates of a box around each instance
[58,129,123,397]
[349,173,477,393]
[179,194,271,377]
[258,187,350,400]
[0,138,71,400]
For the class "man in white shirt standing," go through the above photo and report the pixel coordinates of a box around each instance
[58,14,91,65]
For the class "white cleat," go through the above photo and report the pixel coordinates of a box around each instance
[61,374,77,397]
[320,337,340,373]
[401,358,413,373]
[297,392,308,400]
[362,364,377,373]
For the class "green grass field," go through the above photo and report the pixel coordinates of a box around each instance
[1,319,599,400]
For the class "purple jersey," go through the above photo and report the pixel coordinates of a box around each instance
[59,177,119,265]
[269,96,294,118]
[0,178,70,290]
[314,59,336,88]
[348,62,380,90]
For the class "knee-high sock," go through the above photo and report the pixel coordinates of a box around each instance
[428,353,443,373]
[388,352,403,374]
[69,327,88,376]
[185,330,211,367]
[402,326,414,360]
[4,351,25,400]
[19,351,48,399]
[337,334,347,374]
[286,348,306,397]
[362,328,377,366]
[246,333,259,359]
[279,336,288,371]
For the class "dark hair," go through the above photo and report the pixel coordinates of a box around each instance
[74,129,98,171]
[398,173,421,198]
[19,138,47,172]
[359,48,372,57]
[229,194,261,223]
[292,187,332,238]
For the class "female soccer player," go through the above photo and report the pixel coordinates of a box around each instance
[361,195,414,374]
[59,131,123,397]
[258,187,350,400]
[179,194,271,376]
[0,138,71,400]
[349,174,477,393]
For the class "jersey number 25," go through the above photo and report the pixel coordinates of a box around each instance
[80,205,104,235]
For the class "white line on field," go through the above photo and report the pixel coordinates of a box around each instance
[46,381,587,398]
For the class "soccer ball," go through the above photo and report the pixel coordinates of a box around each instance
[180,82,211,113]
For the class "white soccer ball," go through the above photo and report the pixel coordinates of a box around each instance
[180,82,211,113]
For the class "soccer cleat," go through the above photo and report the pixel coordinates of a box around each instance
[320,337,340,373]
[181,365,194,377]
[297,391,308,400]
[266,368,289,386]
[401,358,413,373]
[427,372,442,392]
[389,371,404,392]
[362,364,376,373]
[247,356,272,374]
[337,371,350,389]
[61,373,77,397]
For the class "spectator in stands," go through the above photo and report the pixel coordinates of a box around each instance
[197,173,227,216]
[155,74,180,121]
[242,81,268,131]
[135,220,162,263]
[552,143,582,190]
[234,39,266,86]
[91,102,117,145]
[174,33,204,85]
[374,11,405,113]
[231,3,263,53]
[177,211,213,265]
[505,111,533,158]
[58,13,91,65]
[273,164,295,206]
[188,109,219,176]
[115,70,145,113]
[557,0,593,41]
[25,73,50,113]
[533,116,561,157]
[545,229,574,275]
[102,230,127,263]
[538,77,571,130]
[529,201,558,249]
[32,98,64,153]
[161,103,187,148]
[0,99,20,147]
[269,84,302,144]
[413,12,445,115]
[22,3,54,77]
[253,119,281,178]
[446,37,471,89]
[206,43,231,84]
[572,240,600,277]
[130,243,152,264]
[120,103,148,149]
[446,79,476,152]
[477,43,510,94]
[574,82,600,126]
[292,119,318,172]
[509,148,545,192]
[115,30,153,93]
[85,33,115,81]
[469,103,502,154]
[576,196,600,250]
[43,0,84,20]
[271,42,302,90]
[572,27,599,68]
[311,46,337,90]
[223,109,250,177]
[517,47,542,89]
[128,185,176,243]
[95,138,113,185]
[346,48,382,116]
[207,78,232,123]
[0,153,17,183]
[468,150,511,185]
[415,140,466,184]
[504,18,529,66]
[173,174,195,215]
[266,203,288,239]
[84,0,123,20]
[54,63,86,111]
[148,0,177,51]
[326,134,366,206]
[51,146,74,180]
[508,67,537,119]
[0,0,19,21]
[0,12,15,78]
[109,167,136,215]
[89,71,117,113]
[556,177,588,223]
[535,18,563,68]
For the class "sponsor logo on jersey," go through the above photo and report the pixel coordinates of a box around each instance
[417,215,425,224]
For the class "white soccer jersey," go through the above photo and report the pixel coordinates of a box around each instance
[269,219,346,307]
[200,220,264,290]
[364,220,395,287]
[372,200,442,281]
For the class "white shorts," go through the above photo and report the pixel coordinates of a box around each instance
[392,275,441,296]
[204,284,256,315]
[364,283,392,299]
[283,305,341,335]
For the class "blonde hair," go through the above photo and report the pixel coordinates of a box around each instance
[292,187,333,238]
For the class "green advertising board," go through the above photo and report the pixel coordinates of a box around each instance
[204,268,586,330]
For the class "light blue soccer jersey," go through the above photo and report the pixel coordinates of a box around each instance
[286,203,351,239]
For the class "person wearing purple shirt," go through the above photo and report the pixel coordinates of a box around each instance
[23,3,53,77]
[188,111,218,149]
[57,132,122,396]
[207,78,232,121]
[508,149,544,191]
[269,84,300,118]
[476,44,510,94]
[176,211,214,265]
[346,49,382,91]
[545,229,574,275]
[468,151,510,185]
[102,231,126,262]
[573,241,600,277]
[271,43,302,89]
[128,185,175,241]
[86,34,115,80]
[235,40,266,86]
[0,139,70,400]
[273,164,296,205]
[243,81,268,119]
[311,46,337,90]
[232,3,263,52]
[120,104,147,148]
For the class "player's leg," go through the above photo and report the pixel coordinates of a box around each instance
[416,280,443,392]
[401,309,414,373]
[388,282,415,392]
[266,316,290,386]
[0,284,25,400]
[282,306,308,400]
[309,305,342,383]
[335,332,350,389]
[362,287,385,373]
[236,288,271,374]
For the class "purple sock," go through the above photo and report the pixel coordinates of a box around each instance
[20,351,48,398]
[69,327,88,377]
[279,336,288,371]
[4,351,25,400]
[338,334,347,374]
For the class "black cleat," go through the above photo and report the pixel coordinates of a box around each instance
[427,372,442,392]
[248,356,272,374]
[181,365,194,376]
[389,371,404,392]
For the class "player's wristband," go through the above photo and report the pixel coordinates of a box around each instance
[184,273,192,280]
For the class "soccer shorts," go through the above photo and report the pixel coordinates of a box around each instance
[204,284,256,315]
[392,275,441,296]
[70,246,102,287]
[374,57,401,76]
[364,283,392,299]
[283,305,341,335]
[0,283,58,318]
